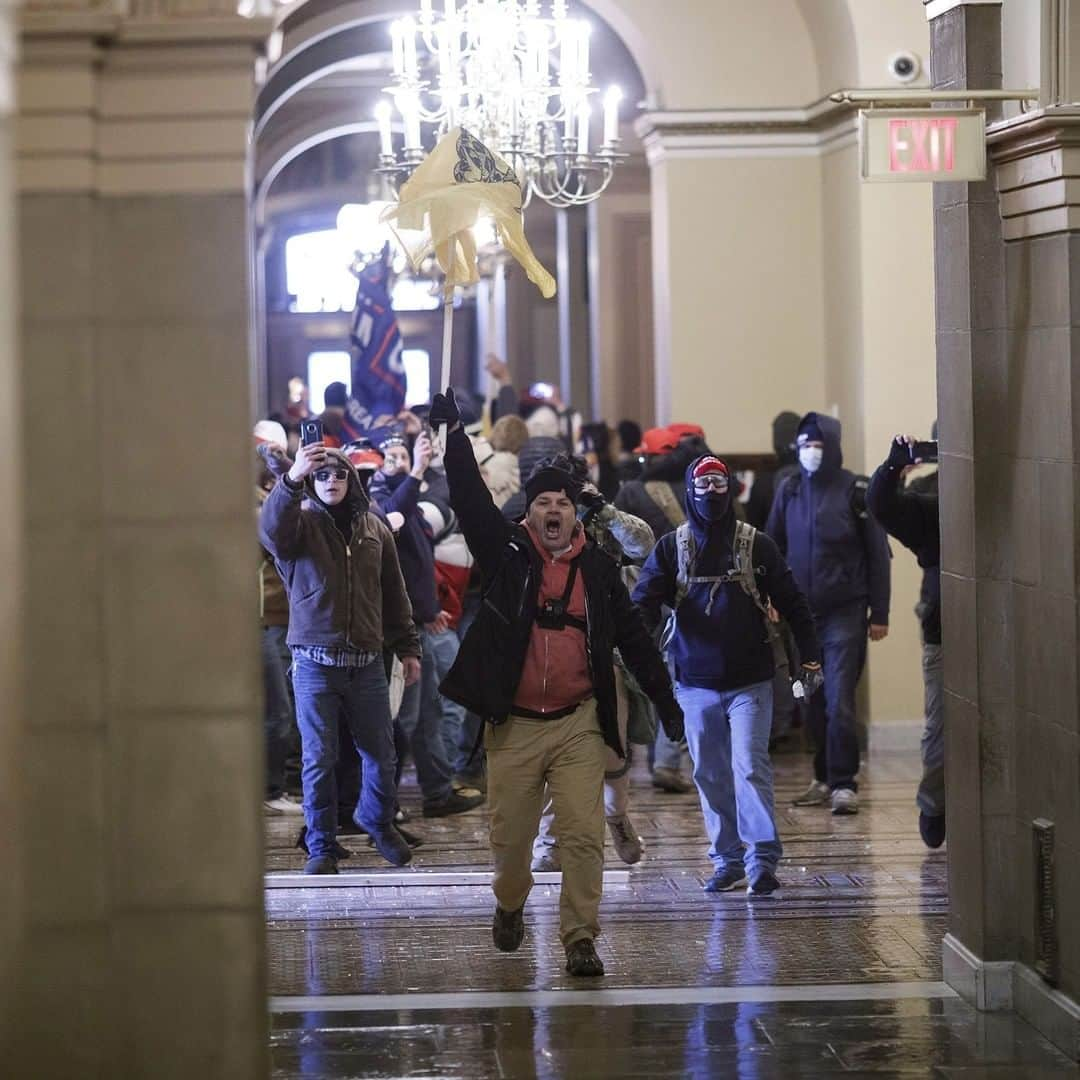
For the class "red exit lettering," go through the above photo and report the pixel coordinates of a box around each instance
[889,117,958,173]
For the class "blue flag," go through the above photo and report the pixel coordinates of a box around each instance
[343,248,406,440]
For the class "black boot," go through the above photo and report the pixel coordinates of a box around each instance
[492,905,525,952]
[565,938,604,977]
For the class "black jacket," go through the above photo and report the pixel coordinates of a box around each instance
[633,458,820,692]
[614,442,703,542]
[867,464,941,645]
[766,413,891,624]
[440,427,681,757]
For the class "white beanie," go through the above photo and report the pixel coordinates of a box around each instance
[254,419,287,447]
[525,405,560,440]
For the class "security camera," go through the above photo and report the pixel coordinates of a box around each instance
[888,51,922,84]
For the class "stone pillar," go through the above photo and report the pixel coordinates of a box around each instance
[932,0,1080,1058]
[7,10,272,1078]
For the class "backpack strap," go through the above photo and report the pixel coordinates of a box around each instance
[673,522,742,617]
[644,481,686,529]
[733,521,769,619]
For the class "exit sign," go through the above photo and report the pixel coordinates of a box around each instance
[859,108,986,182]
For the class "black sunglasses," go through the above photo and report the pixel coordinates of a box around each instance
[314,468,349,482]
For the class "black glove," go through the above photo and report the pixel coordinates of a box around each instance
[429,387,460,430]
[577,488,606,519]
[656,696,684,744]
[887,435,914,471]
[257,441,293,479]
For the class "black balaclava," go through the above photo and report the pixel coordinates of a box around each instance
[687,456,732,524]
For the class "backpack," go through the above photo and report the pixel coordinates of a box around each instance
[664,521,787,673]
[644,481,686,530]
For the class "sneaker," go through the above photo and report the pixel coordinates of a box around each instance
[606,815,644,865]
[368,825,412,867]
[747,870,781,897]
[703,867,747,893]
[792,780,831,806]
[303,855,338,875]
[831,788,859,815]
[919,812,946,849]
[531,850,561,873]
[565,938,605,977]
[652,766,694,794]
[294,827,351,861]
[264,795,303,815]
[492,905,525,952]
[422,789,485,817]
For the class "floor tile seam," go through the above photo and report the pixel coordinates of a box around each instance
[267,980,960,1015]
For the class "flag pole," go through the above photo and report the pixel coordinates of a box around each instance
[437,279,454,456]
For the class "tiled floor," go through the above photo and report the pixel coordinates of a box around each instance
[265,747,1080,1077]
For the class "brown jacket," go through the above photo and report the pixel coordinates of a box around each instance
[258,455,420,659]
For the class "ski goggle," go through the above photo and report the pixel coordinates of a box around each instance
[692,474,729,494]
[314,468,349,482]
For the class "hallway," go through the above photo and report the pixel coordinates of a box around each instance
[265,750,1078,1077]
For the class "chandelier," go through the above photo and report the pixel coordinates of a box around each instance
[374,0,627,208]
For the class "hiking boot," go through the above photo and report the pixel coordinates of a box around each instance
[831,788,859,815]
[747,870,781,897]
[919,812,946,849]
[492,905,525,952]
[703,867,747,893]
[295,827,351,861]
[565,938,605,977]
[303,855,338,875]
[652,766,694,794]
[606,814,644,865]
[368,825,412,867]
[792,780,830,806]
[531,850,561,873]
[422,789,485,817]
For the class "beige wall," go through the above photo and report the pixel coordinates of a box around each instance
[651,153,827,448]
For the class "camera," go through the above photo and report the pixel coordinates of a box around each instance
[888,51,922,84]
[536,598,568,631]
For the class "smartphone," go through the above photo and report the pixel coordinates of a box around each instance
[529,381,555,401]
[912,440,938,463]
[300,418,323,447]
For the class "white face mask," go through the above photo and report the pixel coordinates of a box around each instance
[799,446,824,474]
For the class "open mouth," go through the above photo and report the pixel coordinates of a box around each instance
[544,515,563,540]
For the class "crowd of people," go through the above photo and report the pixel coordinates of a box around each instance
[255,359,943,977]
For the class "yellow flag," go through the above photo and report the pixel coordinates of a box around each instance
[381,127,556,300]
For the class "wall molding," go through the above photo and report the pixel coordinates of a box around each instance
[988,105,1080,240]
[635,98,858,164]
[924,0,1002,20]
[944,935,1080,1062]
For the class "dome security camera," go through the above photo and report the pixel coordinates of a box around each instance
[889,51,922,84]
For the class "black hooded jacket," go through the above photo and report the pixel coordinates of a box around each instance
[438,427,681,756]
[766,413,892,624]
[633,457,820,691]
[614,440,705,542]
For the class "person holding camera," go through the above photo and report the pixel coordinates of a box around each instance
[767,413,892,815]
[867,434,944,848]
[259,438,421,874]
[429,388,683,978]
[634,456,822,896]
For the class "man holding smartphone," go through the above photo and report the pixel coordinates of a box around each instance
[867,435,944,848]
[259,436,421,873]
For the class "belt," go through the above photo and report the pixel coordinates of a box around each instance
[510,697,593,722]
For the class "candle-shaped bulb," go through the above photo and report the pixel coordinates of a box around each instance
[419,0,433,25]
[402,17,418,80]
[445,0,456,18]
[577,101,590,155]
[577,22,590,84]
[375,100,393,157]
[390,21,404,77]
[603,85,622,146]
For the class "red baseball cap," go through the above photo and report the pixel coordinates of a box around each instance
[634,427,679,456]
[668,422,706,442]
[691,456,729,481]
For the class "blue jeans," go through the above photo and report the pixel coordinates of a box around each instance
[292,655,398,858]
[262,626,293,798]
[677,680,780,878]
[807,605,867,791]
[918,643,945,815]
[396,628,454,806]
[420,626,470,777]
[456,594,485,777]
[653,722,684,772]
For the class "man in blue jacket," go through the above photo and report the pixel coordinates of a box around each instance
[634,456,822,895]
[766,413,891,815]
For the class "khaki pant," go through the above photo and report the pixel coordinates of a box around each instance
[484,699,606,947]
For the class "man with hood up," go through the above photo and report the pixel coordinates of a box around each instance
[429,388,683,978]
[766,412,892,815]
[259,437,421,874]
[633,456,821,895]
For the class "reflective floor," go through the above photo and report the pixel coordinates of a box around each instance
[265,747,1080,1077]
